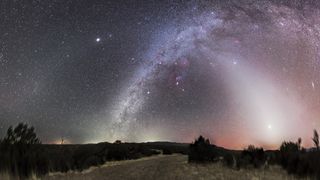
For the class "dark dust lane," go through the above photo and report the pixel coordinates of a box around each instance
[44,154,298,180]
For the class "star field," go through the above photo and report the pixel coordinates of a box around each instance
[1,0,320,149]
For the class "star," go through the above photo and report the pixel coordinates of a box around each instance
[2,0,320,150]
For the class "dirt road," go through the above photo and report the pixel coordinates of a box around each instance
[45,154,299,180]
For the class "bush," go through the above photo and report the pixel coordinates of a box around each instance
[279,141,300,170]
[280,141,300,154]
[162,148,173,155]
[237,145,265,168]
[277,139,320,178]
[223,153,235,168]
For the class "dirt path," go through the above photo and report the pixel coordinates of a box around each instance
[44,154,300,180]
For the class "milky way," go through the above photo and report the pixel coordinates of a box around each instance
[1,0,320,149]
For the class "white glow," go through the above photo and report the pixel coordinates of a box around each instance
[225,61,307,145]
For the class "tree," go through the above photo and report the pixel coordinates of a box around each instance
[188,135,215,162]
[3,123,41,145]
[313,129,319,150]
[0,123,45,178]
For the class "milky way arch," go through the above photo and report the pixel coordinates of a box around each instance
[106,1,320,148]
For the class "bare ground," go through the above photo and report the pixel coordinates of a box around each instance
[40,154,305,180]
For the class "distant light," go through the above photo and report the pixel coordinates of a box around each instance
[147,91,150,95]
[233,61,238,65]
[96,38,101,42]
[268,124,272,129]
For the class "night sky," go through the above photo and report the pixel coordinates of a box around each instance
[1,0,320,149]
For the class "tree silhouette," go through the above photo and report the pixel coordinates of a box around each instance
[3,123,41,145]
[188,135,215,162]
[313,129,319,150]
[0,123,45,178]
[297,137,302,150]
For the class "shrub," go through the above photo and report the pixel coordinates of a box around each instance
[277,139,318,177]
[279,141,300,170]
[223,153,234,168]
[162,148,173,155]
[237,145,265,168]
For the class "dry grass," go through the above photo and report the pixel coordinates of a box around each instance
[0,171,39,180]
[43,154,307,180]
[0,172,11,180]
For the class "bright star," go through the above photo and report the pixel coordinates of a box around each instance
[96,38,101,42]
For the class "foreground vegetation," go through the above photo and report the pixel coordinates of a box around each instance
[189,132,320,179]
[2,122,320,179]
[0,123,188,179]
